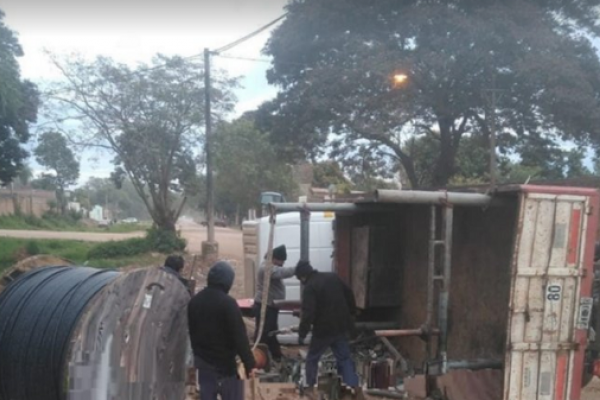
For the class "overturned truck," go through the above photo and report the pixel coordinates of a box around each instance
[259,185,600,400]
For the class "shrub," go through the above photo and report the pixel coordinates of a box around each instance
[25,241,41,256]
[87,229,187,259]
[146,228,187,253]
[88,238,150,259]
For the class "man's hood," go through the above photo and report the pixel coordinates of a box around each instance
[207,261,235,293]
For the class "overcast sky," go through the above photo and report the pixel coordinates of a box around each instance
[2,0,287,183]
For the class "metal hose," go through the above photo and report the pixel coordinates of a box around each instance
[0,266,119,400]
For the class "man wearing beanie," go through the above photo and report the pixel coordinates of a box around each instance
[295,260,363,398]
[188,261,255,400]
[254,244,295,362]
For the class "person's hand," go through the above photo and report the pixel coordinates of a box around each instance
[298,336,305,346]
[247,368,257,379]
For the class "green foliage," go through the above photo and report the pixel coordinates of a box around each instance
[213,118,296,219]
[145,228,186,253]
[87,229,186,259]
[312,162,349,188]
[0,213,144,233]
[87,237,150,259]
[0,10,40,185]
[0,238,167,273]
[0,238,95,272]
[76,177,151,221]
[47,54,237,231]
[25,240,41,256]
[260,0,600,187]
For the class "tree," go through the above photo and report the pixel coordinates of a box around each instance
[259,0,600,188]
[75,177,152,221]
[0,9,39,185]
[34,131,79,214]
[214,118,296,223]
[46,54,236,231]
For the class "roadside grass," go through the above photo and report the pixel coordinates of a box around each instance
[0,214,148,233]
[0,237,166,274]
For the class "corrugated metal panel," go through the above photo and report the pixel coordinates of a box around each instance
[504,193,593,400]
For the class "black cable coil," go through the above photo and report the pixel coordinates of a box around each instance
[0,266,119,400]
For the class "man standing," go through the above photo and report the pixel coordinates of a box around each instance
[295,261,362,397]
[161,255,188,286]
[254,244,295,362]
[188,261,255,400]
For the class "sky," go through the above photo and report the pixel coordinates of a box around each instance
[2,0,287,184]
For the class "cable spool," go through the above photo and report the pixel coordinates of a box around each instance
[0,266,119,400]
[0,265,190,400]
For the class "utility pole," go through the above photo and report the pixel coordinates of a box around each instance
[202,48,218,258]
[204,48,215,244]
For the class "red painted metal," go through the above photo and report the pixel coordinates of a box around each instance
[570,190,599,400]
[554,353,567,400]
[567,208,582,265]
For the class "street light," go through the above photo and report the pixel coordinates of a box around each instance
[393,73,408,84]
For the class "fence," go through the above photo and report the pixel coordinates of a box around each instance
[0,189,56,217]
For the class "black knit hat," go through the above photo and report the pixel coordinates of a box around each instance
[272,245,287,261]
[207,261,235,293]
[295,260,314,279]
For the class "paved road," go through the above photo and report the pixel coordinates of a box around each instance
[0,223,244,261]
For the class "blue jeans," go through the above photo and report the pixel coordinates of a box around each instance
[305,334,359,387]
[195,357,244,400]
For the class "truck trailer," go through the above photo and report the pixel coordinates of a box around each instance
[246,185,600,400]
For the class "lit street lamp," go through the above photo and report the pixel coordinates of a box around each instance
[393,73,408,84]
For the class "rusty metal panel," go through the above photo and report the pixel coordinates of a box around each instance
[368,227,403,307]
[504,192,595,400]
[351,226,369,309]
[334,216,352,285]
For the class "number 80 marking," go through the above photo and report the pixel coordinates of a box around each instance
[546,285,562,302]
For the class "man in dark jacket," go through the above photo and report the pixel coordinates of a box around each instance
[254,244,295,361]
[295,261,361,394]
[188,261,255,400]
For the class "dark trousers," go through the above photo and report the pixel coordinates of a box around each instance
[305,334,359,387]
[196,357,244,400]
[253,302,282,360]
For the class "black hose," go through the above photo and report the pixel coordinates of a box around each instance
[0,266,119,400]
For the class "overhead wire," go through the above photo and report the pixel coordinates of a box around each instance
[213,13,288,54]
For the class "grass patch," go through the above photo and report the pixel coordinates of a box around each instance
[0,237,166,274]
[0,237,95,272]
[0,214,147,233]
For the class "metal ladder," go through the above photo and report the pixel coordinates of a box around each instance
[426,203,454,374]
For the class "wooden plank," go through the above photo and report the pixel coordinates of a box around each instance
[351,226,370,309]
[67,267,190,399]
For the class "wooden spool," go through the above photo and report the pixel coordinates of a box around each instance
[0,255,72,295]
[67,267,191,399]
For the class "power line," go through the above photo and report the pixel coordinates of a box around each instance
[215,53,308,67]
[213,13,288,54]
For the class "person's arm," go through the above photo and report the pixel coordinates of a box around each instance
[226,298,256,376]
[270,266,296,280]
[298,284,317,340]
